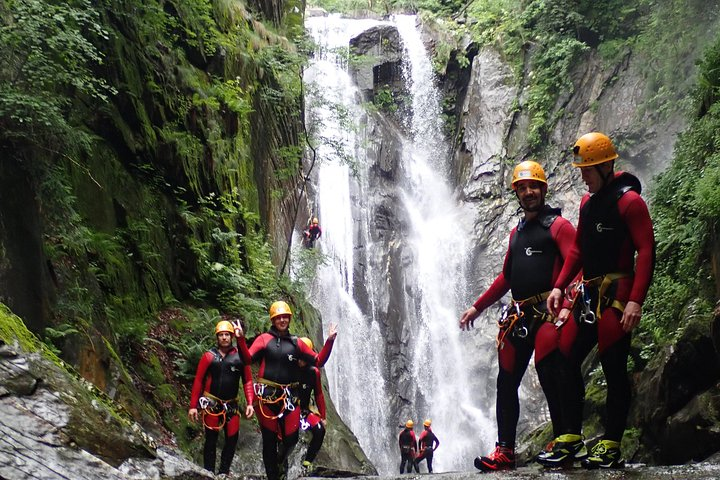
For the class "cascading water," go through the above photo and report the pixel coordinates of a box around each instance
[301,14,495,474]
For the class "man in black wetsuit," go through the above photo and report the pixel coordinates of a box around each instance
[188,320,255,475]
[415,419,440,473]
[459,160,577,472]
[399,420,419,474]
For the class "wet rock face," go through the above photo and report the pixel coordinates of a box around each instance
[349,24,403,93]
[0,342,209,480]
[631,304,720,464]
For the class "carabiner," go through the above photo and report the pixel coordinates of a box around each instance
[515,325,529,338]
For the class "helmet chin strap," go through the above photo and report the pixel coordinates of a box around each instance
[595,161,615,188]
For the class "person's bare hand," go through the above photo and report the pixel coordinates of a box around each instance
[547,288,564,316]
[459,307,479,331]
[245,404,255,418]
[188,408,199,422]
[232,320,244,338]
[620,301,642,332]
[327,323,338,341]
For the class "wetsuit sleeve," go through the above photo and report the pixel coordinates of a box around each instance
[554,196,588,290]
[433,432,439,449]
[472,233,513,311]
[236,335,251,364]
[316,335,335,367]
[418,431,427,447]
[248,334,268,363]
[619,192,656,304]
[411,432,418,451]
[313,367,326,419]
[550,216,576,261]
[242,364,255,405]
[190,351,212,408]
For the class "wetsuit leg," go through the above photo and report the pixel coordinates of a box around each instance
[218,414,240,474]
[203,427,219,472]
[562,313,598,434]
[534,322,562,437]
[261,427,281,480]
[400,452,410,473]
[496,333,533,445]
[597,307,632,441]
[426,452,434,473]
[305,423,325,462]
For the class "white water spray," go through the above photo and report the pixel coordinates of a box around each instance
[301,14,495,474]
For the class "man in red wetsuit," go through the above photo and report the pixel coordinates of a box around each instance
[543,132,655,469]
[414,419,440,473]
[188,320,255,475]
[236,301,336,480]
[398,420,419,473]
[459,160,577,472]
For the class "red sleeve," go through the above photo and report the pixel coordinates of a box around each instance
[618,192,655,304]
[554,196,589,290]
[316,336,335,367]
[313,368,326,419]
[236,335,251,364]
[243,364,255,405]
[418,431,427,444]
[190,351,213,408]
[248,334,270,363]
[472,232,513,311]
[550,216,576,262]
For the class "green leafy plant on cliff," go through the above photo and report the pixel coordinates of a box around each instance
[642,33,720,341]
[0,0,115,151]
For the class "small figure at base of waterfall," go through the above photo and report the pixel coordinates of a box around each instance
[303,217,322,248]
[399,420,419,473]
[459,160,577,472]
[235,301,336,480]
[188,320,255,475]
[414,419,440,473]
[296,334,337,475]
[543,133,655,470]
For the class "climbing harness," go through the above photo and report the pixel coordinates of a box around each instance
[198,392,239,431]
[255,378,299,421]
[570,273,631,324]
[496,291,552,349]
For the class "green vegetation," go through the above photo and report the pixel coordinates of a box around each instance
[642,33,720,341]
[0,0,316,458]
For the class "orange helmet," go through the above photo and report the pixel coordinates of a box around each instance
[405,420,414,428]
[572,132,618,167]
[423,419,432,427]
[269,301,293,320]
[511,160,547,190]
[215,320,234,335]
[312,217,319,225]
[299,337,314,350]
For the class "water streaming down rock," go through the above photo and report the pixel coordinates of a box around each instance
[301,14,496,474]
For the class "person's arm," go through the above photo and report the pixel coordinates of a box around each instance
[460,233,513,330]
[313,367,327,419]
[316,325,337,367]
[549,198,586,315]
[433,432,439,450]
[188,352,211,421]
[247,334,268,363]
[242,364,255,418]
[619,193,656,331]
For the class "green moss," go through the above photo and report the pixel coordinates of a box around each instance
[0,303,45,353]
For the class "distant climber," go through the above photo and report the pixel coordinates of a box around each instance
[415,419,440,473]
[303,217,322,248]
[399,420,419,473]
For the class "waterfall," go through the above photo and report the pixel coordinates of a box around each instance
[301,14,495,474]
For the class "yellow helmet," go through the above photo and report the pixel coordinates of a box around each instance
[423,419,432,427]
[511,160,547,190]
[269,301,293,320]
[572,132,618,167]
[299,337,314,350]
[405,420,414,428]
[215,320,234,335]
[312,217,319,225]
